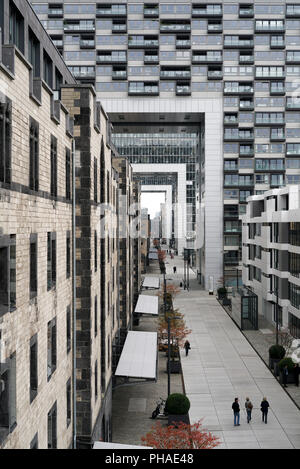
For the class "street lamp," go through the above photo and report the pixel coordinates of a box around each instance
[269,289,279,346]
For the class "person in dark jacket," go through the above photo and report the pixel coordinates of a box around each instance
[173,266,177,274]
[293,363,299,387]
[245,397,253,424]
[261,397,270,424]
[232,398,240,426]
[282,364,289,388]
[184,340,191,356]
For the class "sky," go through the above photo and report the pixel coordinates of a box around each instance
[141,192,166,219]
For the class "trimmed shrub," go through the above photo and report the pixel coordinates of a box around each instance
[269,344,285,360]
[217,287,227,295]
[165,393,190,415]
[278,357,294,372]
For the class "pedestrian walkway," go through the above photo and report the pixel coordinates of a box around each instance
[164,255,300,449]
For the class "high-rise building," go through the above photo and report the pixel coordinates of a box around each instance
[31,0,300,289]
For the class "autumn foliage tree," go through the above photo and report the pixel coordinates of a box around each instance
[141,420,220,450]
[158,283,180,301]
[158,308,191,348]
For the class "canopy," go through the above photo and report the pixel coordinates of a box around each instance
[142,276,160,289]
[115,331,157,380]
[134,294,158,316]
[93,442,152,449]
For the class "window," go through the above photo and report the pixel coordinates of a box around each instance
[290,252,300,278]
[66,232,71,279]
[66,148,71,200]
[43,51,53,89]
[28,29,40,78]
[47,233,56,291]
[50,136,57,197]
[289,282,300,309]
[0,234,16,315]
[289,312,300,339]
[66,305,71,354]
[29,118,39,191]
[0,97,12,184]
[47,318,57,381]
[30,234,37,299]
[47,402,57,449]
[66,379,71,428]
[9,1,24,53]
[30,334,38,403]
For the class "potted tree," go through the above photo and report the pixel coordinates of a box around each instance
[217,287,228,301]
[269,344,285,371]
[165,393,190,426]
[278,357,295,385]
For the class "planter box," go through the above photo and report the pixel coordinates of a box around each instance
[167,360,181,374]
[279,371,295,385]
[168,413,189,426]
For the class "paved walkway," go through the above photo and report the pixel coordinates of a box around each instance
[164,255,300,449]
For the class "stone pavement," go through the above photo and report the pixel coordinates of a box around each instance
[165,255,300,449]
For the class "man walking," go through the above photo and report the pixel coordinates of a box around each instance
[282,364,289,388]
[261,397,270,424]
[173,266,177,274]
[232,398,240,426]
[245,397,253,424]
[184,340,191,357]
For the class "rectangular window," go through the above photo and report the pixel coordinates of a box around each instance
[47,402,57,449]
[9,1,24,53]
[47,233,56,290]
[0,97,12,184]
[30,234,37,299]
[66,305,71,354]
[94,158,98,203]
[66,379,71,428]
[44,51,53,89]
[29,118,39,191]
[66,232,71,279]
[28,29,40,78]
[47,318,57,381]
[30,334,38,403]
[50,136,57,197]
[66,148,71,200]
[0,234,16,315]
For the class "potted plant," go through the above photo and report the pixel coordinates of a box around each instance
[165,393,190,426]
[278,357,295,384]
[269,344,285,371]
[217,287,228,302]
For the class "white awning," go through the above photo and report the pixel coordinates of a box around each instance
[142,276,160,289]
[148,252,158,260]
[93,442,152,449]
[115,331,157,380]
[134,294,158,316]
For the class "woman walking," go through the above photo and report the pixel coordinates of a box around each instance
[261,397,270,424]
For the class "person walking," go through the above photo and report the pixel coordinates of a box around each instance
[245,397,253,424]
[173,266,177,274]
[293,363,299,387]
[260,397,269,424]
[282,364,289,388]
[184,340,191,357]
[232,398,240,426]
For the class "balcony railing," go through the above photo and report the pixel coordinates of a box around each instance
[112,70,127,80]
[286,98,300,109]
[255,21,285,33]
[160,70,191,79]
[160,23,191,32]
[192,53,222,63]
[144,55,159,63]
[239,55,254,64]
[239,8,254,18]
[128,84,159,95]
[208,70,223,79]
[144,8,159,18]
[192,6,222,17]
[96,8,127,16]
[176,40,191,48]
[207,23,223,33]
[112,24,127,33]
[224,38,254,48]
[176,84,191,95]
[64,23,95,32]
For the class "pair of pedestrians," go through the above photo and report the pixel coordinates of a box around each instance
[232,397,270,425]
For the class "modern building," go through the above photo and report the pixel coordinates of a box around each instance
[31,0,300,289]
[241,185,300,338]
[0,0,142,449]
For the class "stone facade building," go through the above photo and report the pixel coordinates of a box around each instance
[0,0,141,449]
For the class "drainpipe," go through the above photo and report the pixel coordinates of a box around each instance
[72,138,77,449]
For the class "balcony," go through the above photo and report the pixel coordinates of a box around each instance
[144,53,159,64]
[160,22,191,33]
[96,6,127,17]
[97,53,127,64]
[128,82,159,96]
[270,82,285,95]
[192,52,222,64]
[224,114,238,125]
[255,114,285,126]
[207,69,223,80]
[128,36,159,48]
[176,83,191,96]
[239,53,254,65]
[270,37,285,49]
[192,5,222,17]
[69,67,95,79]
[239,146,254,157]
[207,22,223,33]
[144,5,159,18]
[112,22,127,33]
[286,144,300,155]
[255,21,285,33]
[239,6,254,18]
[286,52,300,64]
[160,69,191,80]
[80,39,95,49]
[239,100,254,111]
[224,36,254,49]
[64,22,95,32]
[286,97,300,110]
[112,69,127,80]
[255,68,285,80]
[286,5,300,18]
[270,130,285,141]
[48,8,63,18]
[224,129,254,141]
[176,38,191,49]
[224,83,254,95]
